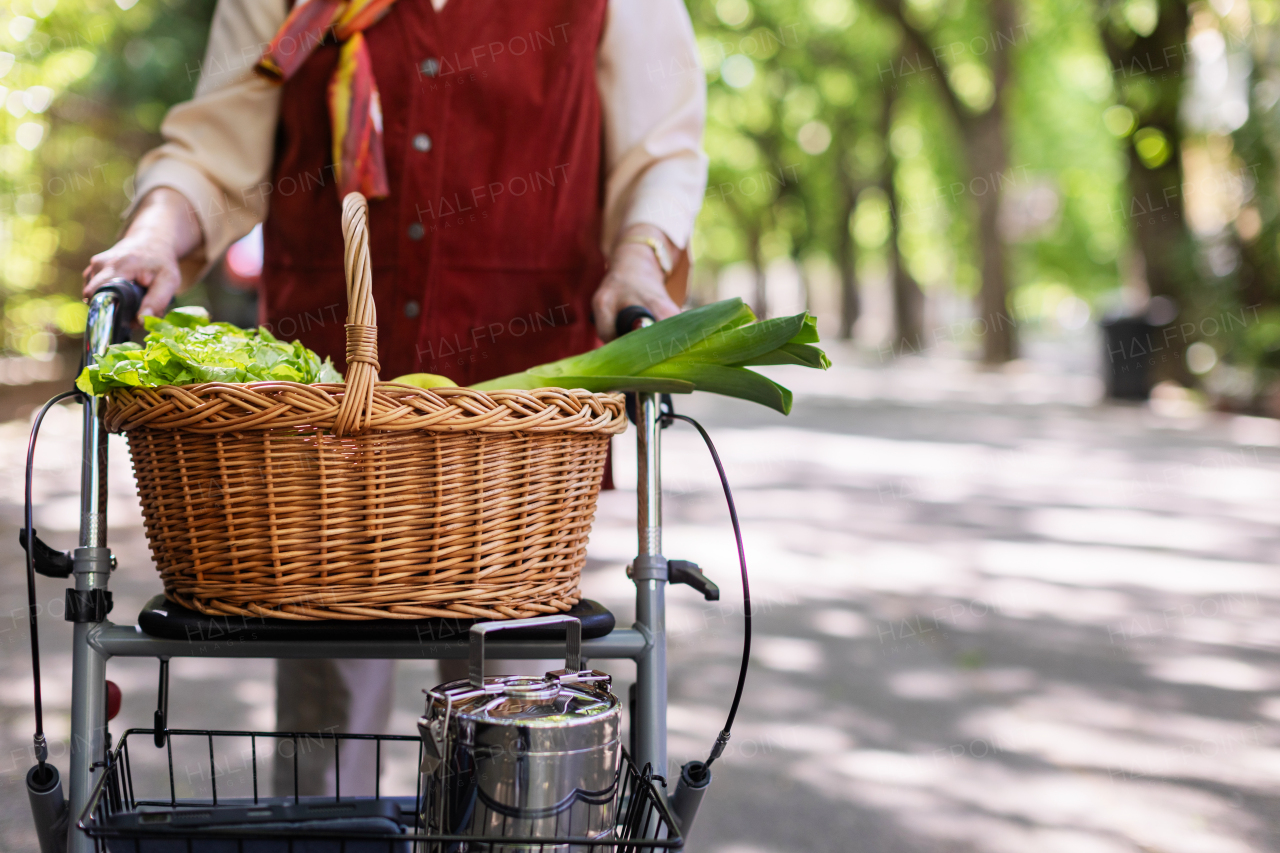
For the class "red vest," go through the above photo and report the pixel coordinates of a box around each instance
[260,0,608,384]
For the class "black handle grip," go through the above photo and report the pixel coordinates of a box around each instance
[97,279,147,343]
[617,304,667,427]
[615,305,656,339]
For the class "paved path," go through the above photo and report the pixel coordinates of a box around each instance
[2,348,1278,852]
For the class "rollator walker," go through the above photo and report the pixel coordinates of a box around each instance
[23,280,749,852]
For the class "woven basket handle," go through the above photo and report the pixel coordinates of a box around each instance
[334,192,379,436]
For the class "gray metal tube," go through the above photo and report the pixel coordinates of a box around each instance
[68,291,119,853]
[90,624,650,661]
[26,763,67,853]
[634,584,667,777]
[636,391,662,557]
[632,388,668,778]
[67,626,105,853]
[79,294,114,551]
[669,760,712,845]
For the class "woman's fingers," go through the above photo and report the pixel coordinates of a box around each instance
[646,289,680,320]
[81,242,182,320]
[592,277,625,342]
[137,264,181,318]
[83,248,144,297]
[81,254,119,298]
[592,272,680,342]
[595,234,684,341]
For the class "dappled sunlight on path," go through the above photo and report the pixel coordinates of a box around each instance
[582,351,1280,852]
[0,351,1276,851]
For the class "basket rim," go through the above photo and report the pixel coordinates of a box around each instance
[105,382,629,435]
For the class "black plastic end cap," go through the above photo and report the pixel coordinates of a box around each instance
[615,305,656,340]
[681,760,711,788]
[26,761,59,794]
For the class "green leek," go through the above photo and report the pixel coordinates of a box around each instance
[472,298,829,414]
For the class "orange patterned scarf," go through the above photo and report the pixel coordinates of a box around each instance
[257,0,397,199]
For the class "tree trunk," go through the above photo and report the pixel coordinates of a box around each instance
[836,158,860,339]
[1099,0,1193,384]
[795,251,812,317]
[746,228,768,317]
[888,190,925,354]
[874,0,1019,363]
[1231,116,1278,338]
[964,0,1017,363]
[961,106,1015,362]
[883,81,925,353]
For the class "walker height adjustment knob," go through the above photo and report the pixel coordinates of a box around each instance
[668,560,720,601]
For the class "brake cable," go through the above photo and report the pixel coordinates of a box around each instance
[25,390,80,778]
[663,411,751,772]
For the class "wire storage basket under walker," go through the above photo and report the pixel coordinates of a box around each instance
[79,728,683,852]
[104,192,628,622]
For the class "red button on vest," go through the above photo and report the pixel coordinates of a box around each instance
[259,0,607,385]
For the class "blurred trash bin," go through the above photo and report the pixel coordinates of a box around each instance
[1102,296,1179,401]
[1102,315,1156,400]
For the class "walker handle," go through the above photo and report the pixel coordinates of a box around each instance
[94,279,146,343]
[468,615,582,687]
[615,305,656,339]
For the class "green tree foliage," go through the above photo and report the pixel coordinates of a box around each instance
[689,0,1133,363]
[0,0,213,359]
[6,0,1279,402]
[1214,1,1280,402]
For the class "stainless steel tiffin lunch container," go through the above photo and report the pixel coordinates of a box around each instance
[418,615,622,848]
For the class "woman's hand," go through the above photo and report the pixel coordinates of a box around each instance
[592,225,681,342]
[82,187,205,320]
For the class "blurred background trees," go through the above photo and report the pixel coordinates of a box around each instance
[0,0,214,367]
[3,0,1280,410]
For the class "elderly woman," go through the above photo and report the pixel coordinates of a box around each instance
[83,0,707,795]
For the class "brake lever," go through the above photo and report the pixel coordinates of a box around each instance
[669,559,720,601]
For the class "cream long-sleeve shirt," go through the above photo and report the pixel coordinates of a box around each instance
[134,0,708,270]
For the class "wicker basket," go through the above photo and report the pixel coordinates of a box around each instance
[105,193,627,621]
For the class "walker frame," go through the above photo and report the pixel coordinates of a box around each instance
[51,285,686,851]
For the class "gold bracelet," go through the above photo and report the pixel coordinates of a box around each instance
[621,235,675,278]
